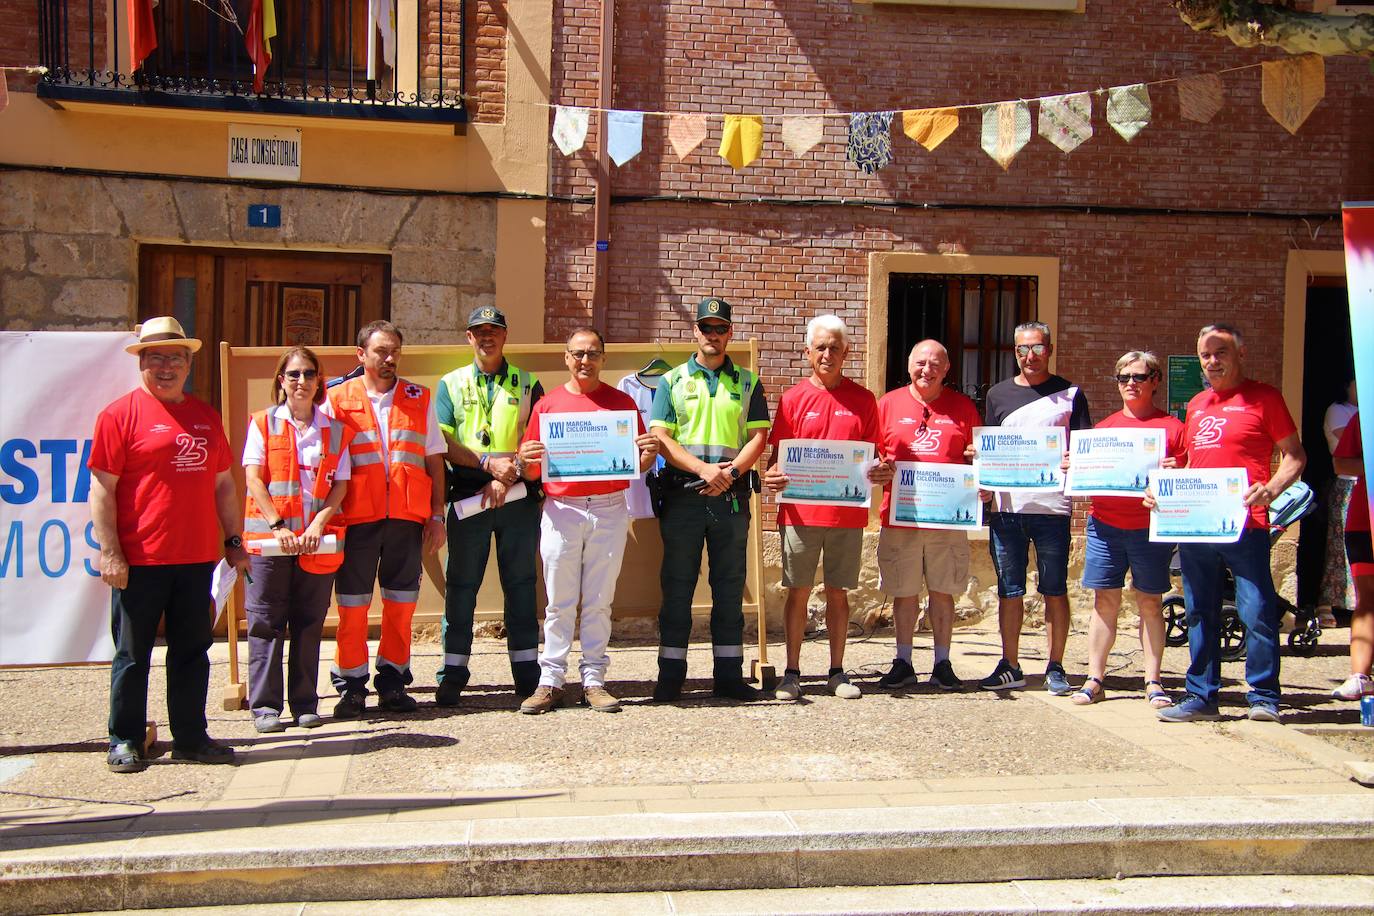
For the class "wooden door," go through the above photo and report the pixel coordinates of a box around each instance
[138,246,390,410]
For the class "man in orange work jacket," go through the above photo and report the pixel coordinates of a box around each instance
[326,320,447,717]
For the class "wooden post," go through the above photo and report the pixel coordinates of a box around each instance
[748,338,775,689]
[219,341,247,711]
[591,0,614,334]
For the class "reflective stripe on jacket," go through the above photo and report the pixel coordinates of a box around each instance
[328,377,434,525]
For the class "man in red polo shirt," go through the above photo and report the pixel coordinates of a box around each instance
[764,315,890,702]
[875,340,982,691]
[1159,323,1305,724]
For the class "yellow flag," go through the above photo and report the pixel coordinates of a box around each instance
[902,108,958,152]
[264,0,277,46]
[719,115,764,169]
[1262,54,1324,136]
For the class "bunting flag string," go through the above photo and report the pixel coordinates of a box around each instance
[780,116,826,157]
[1106,84,1151,142]
[847,111,894,174]
[1177,72,1225,124]
[552,105,589,156]
[981,101,1030,170]
[607,109,643,166]
[1037,92,1092,154]
[902,107,958,152]
[1262,54,1325,135]
[667,113,708,160]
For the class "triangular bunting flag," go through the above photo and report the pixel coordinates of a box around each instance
[1262,54,1325,135]
[1107,84,1151,141]
[552,105,589,157]
[1177,73,1225,124]
[780,116,825,157]
[667,114,708,160]
[980,101,1030,170]
[607,110,644,166]
[0,71,7,115]
[847,112,894,174]
[902,108,958,152]
[719,114,764,169]
[1037,92,1092,154]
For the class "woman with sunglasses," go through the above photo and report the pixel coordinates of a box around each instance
[241,347,353,732]
[1073,351,1186,707]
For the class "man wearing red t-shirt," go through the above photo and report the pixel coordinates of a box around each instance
[1159,323,1305,724]
[88,317,250,773]
[874,340,982,691]
[517,327,660,714]
[1331,413,1373,701]
[764,315,890,702]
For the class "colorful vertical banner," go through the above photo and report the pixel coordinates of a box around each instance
[1342,202,1374,525]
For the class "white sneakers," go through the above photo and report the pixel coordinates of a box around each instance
[827,672,862,699]
[1331,673,1374,701]
[773,670,862,700]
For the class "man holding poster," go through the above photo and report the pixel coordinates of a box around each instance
[874,340,982,691]
[979,322,1092,695]
[1158,324,1305,724]
[516,328,659,714]
[763,315,888,702]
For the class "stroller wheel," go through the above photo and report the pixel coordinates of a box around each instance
[1286,625,1320,656]
[1220,606,1247,662]
[1163,597,1189,647]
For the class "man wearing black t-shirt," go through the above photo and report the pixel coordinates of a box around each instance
[977,322,1092,694]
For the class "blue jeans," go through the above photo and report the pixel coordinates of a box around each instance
[1178,528,1281,706]
[987,512,1071,598]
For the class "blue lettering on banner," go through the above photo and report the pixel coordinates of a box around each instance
[38,519,70,577]
[0,520,101,579]
[1077,438,1092,454]
[980,435,996,451]
[0,439,93,504]
[1157,478,1174,497]
[548,421,565,439]
[899,468,915,487]
[786,446,803,464]
[0,521,20,577]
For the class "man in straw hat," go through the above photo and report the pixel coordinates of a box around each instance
[89,317,250,773]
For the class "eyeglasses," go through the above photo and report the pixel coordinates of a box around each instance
[566,349,604,361]
[144,353,188,368]
[283,369,319,381]
[1014,344,1048,358]
[697,323,731,336]
[1115,372,1156,385]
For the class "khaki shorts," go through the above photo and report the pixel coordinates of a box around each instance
[876,526,970,597]
[781,525,863,590]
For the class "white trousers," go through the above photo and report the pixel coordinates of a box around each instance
[538,494,631,688]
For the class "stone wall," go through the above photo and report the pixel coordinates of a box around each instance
[0,168,497,340]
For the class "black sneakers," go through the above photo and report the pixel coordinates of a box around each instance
[979,659,1026,691]
[929,659,964,691]
[878,658,919,690]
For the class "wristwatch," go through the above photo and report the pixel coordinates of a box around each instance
[224,535,244,550]
[514,456,526,476]
[431,513,445,523]
[728,466,741,480]
[269,518,288,531]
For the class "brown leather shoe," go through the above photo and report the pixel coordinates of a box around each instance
[582,685,622,713]
[519,685,564,715]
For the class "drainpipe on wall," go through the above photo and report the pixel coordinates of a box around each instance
[591,0,613,336]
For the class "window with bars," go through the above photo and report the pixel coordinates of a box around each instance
[885,273,1038,413]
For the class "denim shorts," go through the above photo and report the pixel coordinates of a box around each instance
[987,512,1071,598]
[1081,516,1174,594]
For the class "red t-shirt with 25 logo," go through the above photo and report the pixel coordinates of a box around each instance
[89,387,231,565]
[1184,379,1296,530]
[877,386,982,527]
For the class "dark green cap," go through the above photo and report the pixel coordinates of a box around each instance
[466,305,507,329]
[695,297,733,325]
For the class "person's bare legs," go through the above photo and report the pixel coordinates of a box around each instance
[1087,588,1121,684]
[927,591,955,657]
[783,586,809,671]
[824,586,850,669]
[999,596,1024,667]
[1044,594,1070,666]
[1135,590,1166,686]
[1351,575,1374,677]
[893,594,920,659]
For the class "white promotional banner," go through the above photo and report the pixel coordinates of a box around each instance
[0,331,142,664]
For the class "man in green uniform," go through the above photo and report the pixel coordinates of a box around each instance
[434,306,544,705]
[650,297,770,701]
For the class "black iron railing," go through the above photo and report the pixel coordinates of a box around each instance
[36,0,467,126]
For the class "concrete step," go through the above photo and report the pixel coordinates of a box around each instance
[4,794,1373,914]
[88,875,1374,915]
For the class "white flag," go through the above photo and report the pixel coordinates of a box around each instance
[552,106,590,156]
[370,0,396,69]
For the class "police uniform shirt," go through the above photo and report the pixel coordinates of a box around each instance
[434,359,545,501]
[650,355,770,464]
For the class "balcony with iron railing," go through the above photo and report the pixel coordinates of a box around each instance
[36,0,467,126]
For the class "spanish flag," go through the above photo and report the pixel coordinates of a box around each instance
[128,0,157,72]
[245,0,277,94]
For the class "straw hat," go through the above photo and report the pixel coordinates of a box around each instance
[125,316,202,355]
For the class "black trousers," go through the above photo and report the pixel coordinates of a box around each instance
[108,562,215,749]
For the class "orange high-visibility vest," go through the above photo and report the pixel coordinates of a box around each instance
[243,408,351,574]
[328,377,434,526]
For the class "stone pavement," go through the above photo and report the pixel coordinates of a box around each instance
[2,623,1372,912]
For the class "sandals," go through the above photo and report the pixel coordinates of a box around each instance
[1071,676,1104,706]
[1145,680,1173,709]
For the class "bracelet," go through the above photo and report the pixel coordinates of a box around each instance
[479,454,489,470]
[431,512,445,522]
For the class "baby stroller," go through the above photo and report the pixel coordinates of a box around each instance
[1161,481,1321,660]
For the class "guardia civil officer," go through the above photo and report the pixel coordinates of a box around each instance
[434,306,545,704]
[650,297,770,702]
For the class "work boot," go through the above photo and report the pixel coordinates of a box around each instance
[379,689,418,714]
[712,678,760,701]
[332,691,367,720]
[520,685,564,715]
[582,685,622,713]
[435,679,465,707]
[106,740,146,774]
[170,738,235,765]
[652,678,684,702]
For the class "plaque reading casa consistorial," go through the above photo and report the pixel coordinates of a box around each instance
[228,124,302,181]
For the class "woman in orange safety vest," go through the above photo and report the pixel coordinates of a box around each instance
[242,346,353,733]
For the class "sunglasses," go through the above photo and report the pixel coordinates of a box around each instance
[283,369,319,381]
[917,405,931,434]
[566,349,604,361]
[144,353,188,368]
[697,323,731,336]
[1014,344,1048,358]
[1114,372,1156,385]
